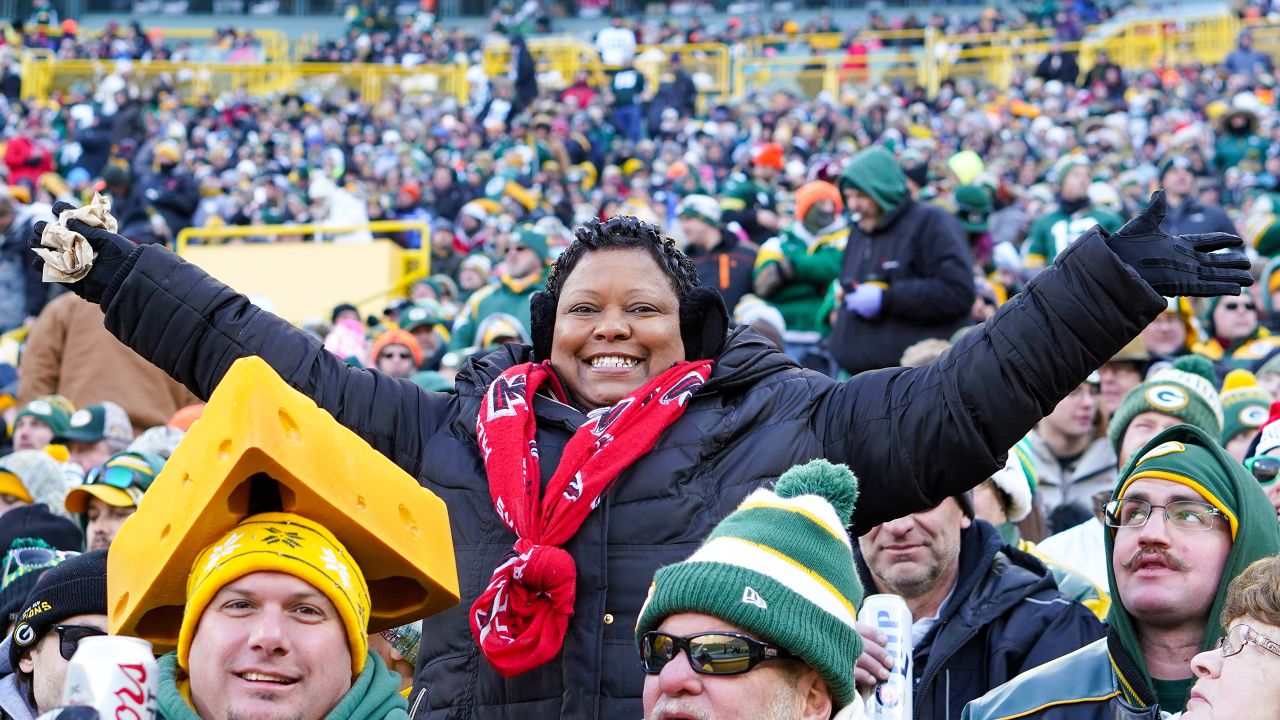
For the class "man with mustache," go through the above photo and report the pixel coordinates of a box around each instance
[964,424,1280,719]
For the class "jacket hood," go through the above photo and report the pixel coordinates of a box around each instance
[454,327,798,402]
[155,651,408,720]
[1104,424,1280,707]
[838,146,908,213]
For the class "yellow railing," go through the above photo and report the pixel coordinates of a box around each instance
[176,221,431,323]
[14,13,1280,105]
[483,36,609,89]
[19,57,468,104]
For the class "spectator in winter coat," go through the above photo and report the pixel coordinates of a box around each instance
[448,225,548,350]
[2,135,52,189]
[26,197,1254,718]
[855,492,1103,719]
[1034,41,1079,84]
[964,425,1280,719]
[1223,32,1273,80]
[18,293,201,435]
[138,141,200,241]
[1158,156,1237,238]
[1023,155,1124,270]
[829,147,974,375]
[0,193,52,332]
[755,181,847,340]
[678,194,756,312]
[0,551,108,720]
[637,460,867,720]
[509,34,538,117]
[429,168,470,227]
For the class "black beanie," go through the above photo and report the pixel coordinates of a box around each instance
[9,550,107,669]
[0,505,84,557]
[330,303,358,324]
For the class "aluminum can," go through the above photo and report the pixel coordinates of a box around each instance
[62,636,158,720]
[857,594,913,720]
[379,621,423,666]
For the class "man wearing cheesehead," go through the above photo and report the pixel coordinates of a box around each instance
[154,513,407,720]
[963,424,1280,719]
[104,357,458,720]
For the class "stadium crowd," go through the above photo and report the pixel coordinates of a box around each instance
[2,2,1280,719]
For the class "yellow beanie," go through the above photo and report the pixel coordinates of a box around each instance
[178,513,370,676]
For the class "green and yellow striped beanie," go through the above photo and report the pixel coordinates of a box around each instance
[635,459,863,707]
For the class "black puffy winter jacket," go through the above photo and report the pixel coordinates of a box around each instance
[98,229,1163,720]
[855,520,1105,720]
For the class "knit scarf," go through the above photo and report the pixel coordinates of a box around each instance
[470,358,713,677]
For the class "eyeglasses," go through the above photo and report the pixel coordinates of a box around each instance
[639,631,794,676]
[1245,456,1280,486]
[1220,301,1258,312]
[504,245,530,255]
[1104,498,1225,531]
[51,624,107,661]
[1217,623,1280,660]
[379,351,414,361]
[1,548,78,591]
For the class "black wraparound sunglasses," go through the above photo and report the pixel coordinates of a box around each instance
[640,631,794,676]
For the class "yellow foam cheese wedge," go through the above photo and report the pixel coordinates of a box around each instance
[108,356,459,651]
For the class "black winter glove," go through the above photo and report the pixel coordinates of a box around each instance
[1104,190,1252,297]
[27,201,138,305]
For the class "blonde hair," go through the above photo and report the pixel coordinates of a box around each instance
[1221,554,1280,628]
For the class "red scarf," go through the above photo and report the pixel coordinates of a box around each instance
[470,359,713,677]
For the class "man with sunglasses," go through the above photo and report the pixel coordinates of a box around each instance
[1191,296,1280,371]
[964,425,1280,720]
[63,451,163,551]
[1241,402,1280,520]
[370,328,423,380]
[635,460,866,720]
[1,549,107,720]
[448,225,548,352]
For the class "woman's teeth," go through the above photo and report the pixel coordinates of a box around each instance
[590,356,638,368]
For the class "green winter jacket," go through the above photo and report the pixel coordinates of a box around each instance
[752,220,849,333]
[448,272,545,351]
[156,651,409,720]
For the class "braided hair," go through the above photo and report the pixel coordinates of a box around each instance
[544,216,701,299]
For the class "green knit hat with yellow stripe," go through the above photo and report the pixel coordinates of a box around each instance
[1104,424,1280,708]
[635,459,863,707]
[1219,369,1274,446]
[1107,355,1223,453]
